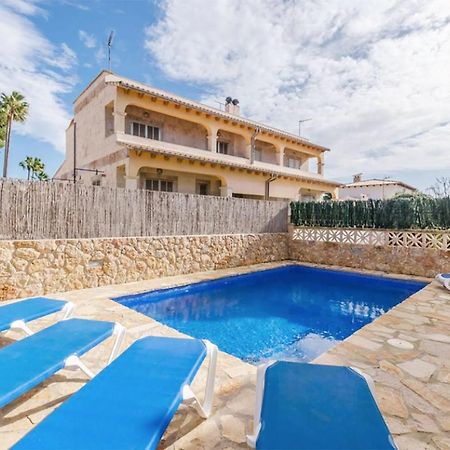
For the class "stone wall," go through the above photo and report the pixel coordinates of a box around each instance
[0,233,289,300]
[289,240,449,278]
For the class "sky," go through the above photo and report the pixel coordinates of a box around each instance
[0,0,449,191]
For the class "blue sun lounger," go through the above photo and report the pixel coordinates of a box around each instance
[247,362,396,450]
[14,336,218,450]
[0,318,125,409]
[0,297,74,336]
[436,273,450,291]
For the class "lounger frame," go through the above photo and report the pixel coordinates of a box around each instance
[436,274,450,291]
[4,301,75,336]
[63,323,126,379]
[182,339,218,418]
[247,362,378,448]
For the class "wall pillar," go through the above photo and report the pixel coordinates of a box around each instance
[317,154,324,175]
[276,144,285,166]
[113,109,127,134]
[207,126,219,152]
[124,176,139,189]
[220,186,233,197]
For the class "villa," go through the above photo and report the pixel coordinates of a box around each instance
[55,71,339,200]
[338,174,417,200]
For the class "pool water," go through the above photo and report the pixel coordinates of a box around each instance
[115,265,425,363]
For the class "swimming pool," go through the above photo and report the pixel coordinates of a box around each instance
[115,265,426,363]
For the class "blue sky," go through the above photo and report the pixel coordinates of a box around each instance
[1,0,449,190]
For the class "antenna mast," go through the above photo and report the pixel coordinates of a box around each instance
[298,118,312,137]
[107,30,115,71]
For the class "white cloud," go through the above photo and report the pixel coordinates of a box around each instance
[0,1,77,152]
[145,0,450,182]
[79,30,96,49]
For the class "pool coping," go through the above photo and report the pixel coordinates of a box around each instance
[1,261,449,449]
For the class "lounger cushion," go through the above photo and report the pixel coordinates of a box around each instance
[257,362,395,450]
[0,297,67,332]
[14,336,207,450]
[0,318,114,408]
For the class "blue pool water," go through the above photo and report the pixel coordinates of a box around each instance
[115,265,425,363]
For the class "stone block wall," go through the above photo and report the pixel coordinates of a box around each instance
[0,233,289,300]
[289,240,449,278]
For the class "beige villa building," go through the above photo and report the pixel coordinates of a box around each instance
[55,71,339,200]
[338,175,417,200]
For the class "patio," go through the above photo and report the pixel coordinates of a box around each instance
[1,261,449,449]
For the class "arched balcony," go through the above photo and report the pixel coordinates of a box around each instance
[124,105,209,150]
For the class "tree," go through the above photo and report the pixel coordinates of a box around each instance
[0,110,6,149]
[35,170,49,181]
[19,156,49,181]
[19,156,35,180]
[427,177,450,198]
[0,91,29,178]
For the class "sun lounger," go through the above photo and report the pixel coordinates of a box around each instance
[247,361,396,450]
[0,318,125,409]
[436,273,450,291]
[13,336,217,450]
[0,297,74,336]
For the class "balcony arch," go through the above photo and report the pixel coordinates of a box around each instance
[124,104,209,150]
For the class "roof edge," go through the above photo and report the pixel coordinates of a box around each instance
[104,73,330,153]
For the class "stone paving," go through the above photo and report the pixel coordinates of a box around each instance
[1,261,449,449]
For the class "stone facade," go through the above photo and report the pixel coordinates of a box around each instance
[0,233,288,300]
[290,240,449,278]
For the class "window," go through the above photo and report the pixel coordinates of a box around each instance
[131,121,160,140]
[217,141,229,155]
[254,148,263,162]
[145,178,174,192]
[286,157,301,169]
[92,179,101,186]
[196,180,210,195]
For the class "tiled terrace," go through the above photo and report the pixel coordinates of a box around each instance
[1,262,449,450]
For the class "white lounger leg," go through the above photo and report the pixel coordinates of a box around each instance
[182,340,218,418]
[64,355,95,379]
[61,301,75,320]
[108,323,126,364]
[9,319,33,336]
[63,323,125,378]
[247,361,275,448]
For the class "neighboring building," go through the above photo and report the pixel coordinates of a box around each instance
[338,174,417,200]
[55,71,339,200]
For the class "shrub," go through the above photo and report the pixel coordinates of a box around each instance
[290,197,450,229]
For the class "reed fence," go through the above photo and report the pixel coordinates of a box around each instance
[0,180,289,240]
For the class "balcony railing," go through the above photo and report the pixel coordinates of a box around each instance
[117,132,323,180]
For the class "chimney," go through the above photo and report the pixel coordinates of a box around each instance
[353,173,362,183]
[225,97,240,115]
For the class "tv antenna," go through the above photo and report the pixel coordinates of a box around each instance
[107,30,115,71]
[298,118,312,137]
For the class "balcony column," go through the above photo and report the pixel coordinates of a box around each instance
[207,126,219,152]
[124,159,139,189]
[317,154,324,175]
[124,176,138,189]
[220,186,233,197]
[276,144,285,166]
[113,110,127,135]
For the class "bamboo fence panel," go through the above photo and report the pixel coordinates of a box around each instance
[0,180,289,240]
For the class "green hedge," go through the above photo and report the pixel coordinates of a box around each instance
[290,197,450,230]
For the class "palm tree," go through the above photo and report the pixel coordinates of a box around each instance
[35,170,49,181]
[0,91,29,178]
[19,156,35,180]
[31,158,44,179]
[0,110,6,149]
[19,156,49,181]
